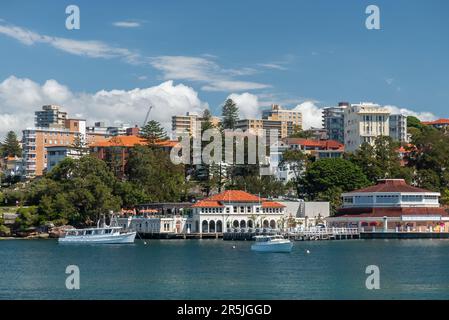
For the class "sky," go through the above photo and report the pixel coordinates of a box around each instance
[0,0,448,139]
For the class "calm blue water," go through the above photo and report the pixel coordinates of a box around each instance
[1,239,449,299]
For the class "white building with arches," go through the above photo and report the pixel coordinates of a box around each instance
[191,190,286,233]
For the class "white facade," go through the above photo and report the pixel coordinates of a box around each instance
[344,102,391,152]
[341,191,440,208]
[118,216,194,234]
[192,202,286,233]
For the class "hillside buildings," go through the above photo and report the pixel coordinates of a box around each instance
[343,102,409,152]
[322,102,348,144]
[172,112,221,138]
[21,105,126,178]
[423,119,449,130]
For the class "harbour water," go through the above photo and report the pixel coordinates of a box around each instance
[1,239,449,299]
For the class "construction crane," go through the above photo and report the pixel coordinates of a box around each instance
[142,105,153,127]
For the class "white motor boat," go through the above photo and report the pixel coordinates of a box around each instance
[58,214,136,244]
[251,235,293,253]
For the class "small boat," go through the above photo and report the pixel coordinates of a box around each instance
[58,213,136,244]
[251,235,293,253]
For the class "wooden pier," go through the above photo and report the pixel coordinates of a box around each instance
[288,227,360,241]
[223,227,360,241]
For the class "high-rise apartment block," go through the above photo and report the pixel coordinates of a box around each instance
[35,105,68,128]
[172,112,221,138]
[344,102,391,152]
[322,102,348,144]
[262,104,302,130]
[22,106,109,178]
[389,114,409,143]
[344,102,409,152]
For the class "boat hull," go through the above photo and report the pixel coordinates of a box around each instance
[58,231,136,244]
[251,241,293,253]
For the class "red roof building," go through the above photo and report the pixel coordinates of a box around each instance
[282,138,345,159]
[422,118,449,129]
[327,179,449,232]
[191,190,286,233]
[90,135,179,178]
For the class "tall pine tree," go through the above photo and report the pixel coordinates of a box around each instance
[140,120,168,146]
[221,99,239,129]
[1,131,22,157]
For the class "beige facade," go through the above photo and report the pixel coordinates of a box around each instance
[262,104,302,130]
[172,112,221,138]
[344,103,391,152]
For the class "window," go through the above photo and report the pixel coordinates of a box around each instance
[402,195,423,202]
[226,207,230,213]
[233,207,237,213]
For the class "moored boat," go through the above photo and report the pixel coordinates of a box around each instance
[251,235,293,252]
[58,213,136,244]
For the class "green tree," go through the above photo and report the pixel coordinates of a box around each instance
[140,120,168,145]
[221,98,239,129]
[348,136,407,183]
[125,146,187,202]
[280,149,309,196]
[1,131,22,157]
[44,156,122,226]
[302,158,370,200]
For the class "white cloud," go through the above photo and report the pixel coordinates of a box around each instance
[0,76,207,139]
[258,63,287,71]
[293,101,323,130]
[0,23,135,61]
[150,56,270,92]
[0,23,270,93]
[113,21,141,28]
[384,105,436,122]
[227,93,261,119]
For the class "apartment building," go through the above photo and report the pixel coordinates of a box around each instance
[322,102,348,144]
[389,114,409,143]
[344,102,391,152]
[234,119,294,144]
[172,112,221,138]
[262,104,302,130]
[22,106,108,178]
[35,105,67,128]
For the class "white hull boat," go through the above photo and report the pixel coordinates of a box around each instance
[58,213,136,244]
[58,229,136,244]
[251,235,293,253]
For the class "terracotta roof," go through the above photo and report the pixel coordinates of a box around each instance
[262,201,286,208]
[336,207,449,218]
[191,200,224,208]
[422,119,449,125]
[191,190,284,208]
[90,135,178,148]
[346,179,433,194]
[207,190,262,202]
[282,138,344,150]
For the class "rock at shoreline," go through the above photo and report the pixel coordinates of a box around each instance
[49,225,74,238]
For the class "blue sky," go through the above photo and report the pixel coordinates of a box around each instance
[0,0,448,136]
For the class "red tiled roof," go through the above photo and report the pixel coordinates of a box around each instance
[262,201,286,208]
[422,119,449,125]
[191,190,284,208]
[282,138,344,150]
[191,200,224,208]
[90,135,178,148]
[336,207,449,218]
[347,179,433,194]
[207,190,262,202]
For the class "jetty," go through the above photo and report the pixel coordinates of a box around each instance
[223,227,360,241]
